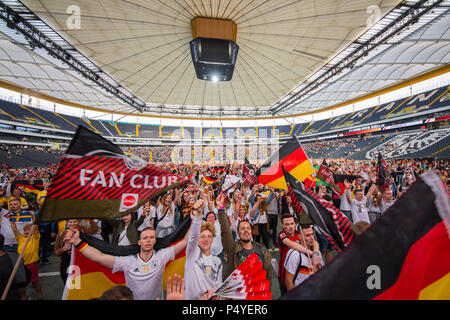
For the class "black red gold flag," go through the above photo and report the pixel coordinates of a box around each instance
[256,136,314,190]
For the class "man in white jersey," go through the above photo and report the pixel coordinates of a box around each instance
[64,223,190,300]
[378,186,396,215]
[284,225,324,291]
[345,182,377,224]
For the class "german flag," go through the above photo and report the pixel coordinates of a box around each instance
[281,171,450,300]
[13,180,44,195]
[203,176,218,184]
[256,136,314,190]
[63,217,191,300]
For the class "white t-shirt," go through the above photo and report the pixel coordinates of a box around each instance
[284,248,324,288]
[249,204,267,224]
[340,192,351,211]
[380,199,395,215]
[184,216,222,300]
[367,197,380,214]
[155,203,176,238]
[137,205,156,231]
[112,247,175,300]
[0,208,16,245]
[350,198,370,224]
[117,226,131,246]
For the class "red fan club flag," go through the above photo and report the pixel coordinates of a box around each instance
[36,126,185,223]
[282,166,354,253]
[316,160,343,195]
[243,158,257,186]
[376,152,390,192]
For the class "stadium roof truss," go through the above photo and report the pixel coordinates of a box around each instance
[0,0,448,119]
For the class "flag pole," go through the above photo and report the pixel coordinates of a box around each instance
[1,227,33,300]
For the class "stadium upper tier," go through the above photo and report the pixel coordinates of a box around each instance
[0,85,449,143]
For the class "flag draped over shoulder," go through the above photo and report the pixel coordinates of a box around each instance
[37,126,185,223]
[281,171,450,300]
[243,158,257,186]
[283,166,354,253]
[63,217,192,300]
[256,136,314,190]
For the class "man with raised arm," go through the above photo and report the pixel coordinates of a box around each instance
[64,219,191,300]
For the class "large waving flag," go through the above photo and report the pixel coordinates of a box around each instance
[37,126,185,223]
[283,166,354,253]
[63,217,191,300]
[256,136,314,190]
[281,171,450,300]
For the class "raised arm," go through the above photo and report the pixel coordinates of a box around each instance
[249,197,262,219]
[185,199,205,258]
[365,183,378,202]
[216,194,235,254]
[172,201,203,257]
[65,229,115,269]
[9,220,20,238]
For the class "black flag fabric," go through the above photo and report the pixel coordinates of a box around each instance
[376,152,390,191]
[282,166,354,253]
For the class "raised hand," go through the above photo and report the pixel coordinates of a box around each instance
[166,274,184,300]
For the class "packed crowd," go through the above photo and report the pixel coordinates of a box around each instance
[0,157,449,300]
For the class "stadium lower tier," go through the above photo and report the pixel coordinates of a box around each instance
[0,127,448,169]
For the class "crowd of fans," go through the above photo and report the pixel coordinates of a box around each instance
[0,152,448,300]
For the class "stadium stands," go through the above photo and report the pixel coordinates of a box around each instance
[0,84,448,168]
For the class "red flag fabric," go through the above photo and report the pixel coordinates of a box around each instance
[243,158,257,186]
[212,253,271,300]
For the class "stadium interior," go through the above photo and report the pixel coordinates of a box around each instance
[0,0,449,303]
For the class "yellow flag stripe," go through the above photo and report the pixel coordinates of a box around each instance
[419,272,450,300]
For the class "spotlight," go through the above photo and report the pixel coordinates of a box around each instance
[212,76,218,82]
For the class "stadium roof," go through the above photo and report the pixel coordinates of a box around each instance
[0,0,449,119]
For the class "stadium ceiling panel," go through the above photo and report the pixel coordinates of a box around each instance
[0,36,125,109]
[0,0,448,119]
[286,8,450,115]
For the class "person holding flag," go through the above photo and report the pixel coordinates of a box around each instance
[63,223,191,300]
[217,193,272,288]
